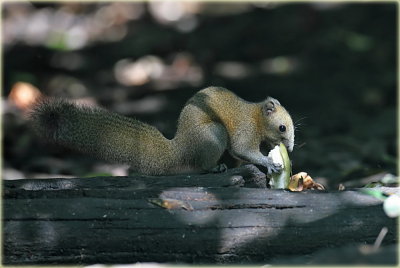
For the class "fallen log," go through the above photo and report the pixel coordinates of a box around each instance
[3,167,398,265]
[3,164,266,193]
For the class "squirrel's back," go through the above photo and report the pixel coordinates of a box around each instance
[177,87,260,141]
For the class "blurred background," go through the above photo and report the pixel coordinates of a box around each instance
[2,2,397,189]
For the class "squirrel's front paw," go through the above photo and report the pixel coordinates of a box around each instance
[265,157,282,174]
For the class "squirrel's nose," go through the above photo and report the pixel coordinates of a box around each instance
[285,142,293,152]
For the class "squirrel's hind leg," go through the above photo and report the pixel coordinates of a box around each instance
[193,122,228,173]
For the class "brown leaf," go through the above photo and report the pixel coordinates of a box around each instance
[288,172,326,191]
[148,198,193,211]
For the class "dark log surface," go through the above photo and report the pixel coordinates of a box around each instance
[3,166,398,265]
[3,164,267,192]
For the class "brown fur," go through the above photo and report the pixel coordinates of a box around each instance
[30,87,294,175]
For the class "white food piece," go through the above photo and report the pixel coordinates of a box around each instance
[383,194,400,218]
[267,145,284,169]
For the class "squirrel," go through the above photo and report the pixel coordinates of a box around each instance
[30,86,294,176]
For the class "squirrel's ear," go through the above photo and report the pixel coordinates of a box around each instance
[263,97,280,115]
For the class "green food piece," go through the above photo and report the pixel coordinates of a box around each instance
[269,142,292,189]
[364,182,384,188]
[359,188,388,201]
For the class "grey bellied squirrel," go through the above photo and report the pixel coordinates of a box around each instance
[30,86,295,175]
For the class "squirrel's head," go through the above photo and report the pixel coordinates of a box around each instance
[261,97,295,152]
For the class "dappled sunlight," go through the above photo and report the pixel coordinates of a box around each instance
[8,82,42,110]
[339,190,384,206]
[160,187,219,225]
[2,2,268,52]
[3,2,144,50]
[218,211,278,253]
[214,190,391,260]
[19,178,77,190]
[235,190,341,224]
[172,208,219,226]
[92,163,130,177]
[260,56,300,75]
[214,57,301,79]
[114,53,203,90]
[148,1,201,32]
[4,219,59,249]
[214,61,253,79]
[212,190,340,255]
[3,2,257,51]
[114,56,165,86]
[288,202,339,224]
[93,2,144,27]
[157,187,346,255]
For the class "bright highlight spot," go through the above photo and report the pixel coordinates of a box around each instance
[9,82,42,110]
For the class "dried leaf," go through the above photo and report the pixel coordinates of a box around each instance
[288,174,303,191]
[288,172,325,191]
[148,198,193,211]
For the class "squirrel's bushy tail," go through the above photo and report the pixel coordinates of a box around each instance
[29,98,180,175]
[30,98,74,141]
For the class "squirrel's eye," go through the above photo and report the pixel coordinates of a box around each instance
[279,125,286,132]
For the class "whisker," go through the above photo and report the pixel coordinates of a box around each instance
[295,116,307,125]
[294,116,307,132]
[295,142,306,149]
